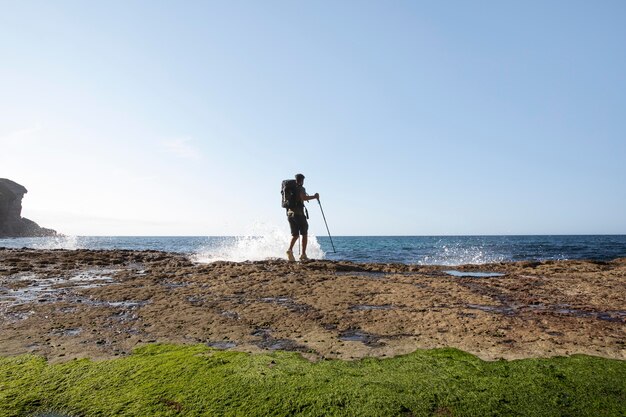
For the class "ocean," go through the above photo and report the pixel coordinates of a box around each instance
[1,234,625,265]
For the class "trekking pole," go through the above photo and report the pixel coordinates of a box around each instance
[317,199,336,253]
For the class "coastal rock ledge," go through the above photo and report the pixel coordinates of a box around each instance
[0,178,57,237]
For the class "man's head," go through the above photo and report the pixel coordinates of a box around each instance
[295,173,305,185]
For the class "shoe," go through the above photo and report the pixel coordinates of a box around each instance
[286,250,296,262]
[299,254,309,261]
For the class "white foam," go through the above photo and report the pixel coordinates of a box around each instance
[192,223,325,263]
[32,235,80,250]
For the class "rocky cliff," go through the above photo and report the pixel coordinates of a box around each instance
[0,179,57,237]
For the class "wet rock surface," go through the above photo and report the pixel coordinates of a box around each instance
[0,248,624,362]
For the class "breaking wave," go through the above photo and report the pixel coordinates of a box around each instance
[31,235,80,250]
[191,224,325,263]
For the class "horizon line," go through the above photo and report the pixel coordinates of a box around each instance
[3,234,625,238]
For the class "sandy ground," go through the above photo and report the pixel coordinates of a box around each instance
[0,248,624,363]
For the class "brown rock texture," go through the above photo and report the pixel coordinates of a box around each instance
[0,248,624,363]
[0,178,56,237]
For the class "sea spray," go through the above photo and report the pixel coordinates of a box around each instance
[32,235,80,250]
[192,223,325,263]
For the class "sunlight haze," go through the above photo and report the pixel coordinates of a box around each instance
[2,1,625,236]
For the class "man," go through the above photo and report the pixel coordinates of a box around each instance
[286,173,319,261]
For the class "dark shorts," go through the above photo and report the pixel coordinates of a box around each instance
[288,213,308,236]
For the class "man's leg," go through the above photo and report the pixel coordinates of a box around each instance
[300,215,310,260]
[300,235,308,260]
[287,233,298,262]
[288,236,299,252]
[286,215,298,261]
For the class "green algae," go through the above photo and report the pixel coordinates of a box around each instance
[1,345,624,417]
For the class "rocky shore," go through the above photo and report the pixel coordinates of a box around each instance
[1,248,624,363]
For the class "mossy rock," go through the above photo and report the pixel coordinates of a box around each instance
[1,344,625,416]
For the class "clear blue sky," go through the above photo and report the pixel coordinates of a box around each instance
[1,1,625,236]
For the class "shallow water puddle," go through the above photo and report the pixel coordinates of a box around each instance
[0,280,62,304]
[69,269,117,282]
[551,306,626,323]
[444,270,505,278]
[339,329,384,347]
[105,301,145,308]
[261,339,301,350]
[0,268,119,308]
[466,303,626,323]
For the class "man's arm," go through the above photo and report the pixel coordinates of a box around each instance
[301,191,319,202]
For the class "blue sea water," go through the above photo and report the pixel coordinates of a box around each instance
[1,235,625,266]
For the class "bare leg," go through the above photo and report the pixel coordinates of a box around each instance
[288,236,299,252]
[301,235,308,259]
[287,236,298,261]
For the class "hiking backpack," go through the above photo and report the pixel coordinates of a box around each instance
[281,179,299,209]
